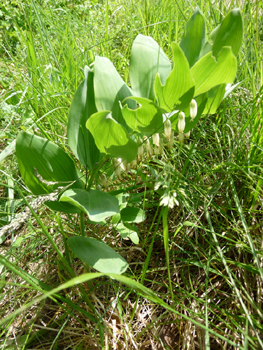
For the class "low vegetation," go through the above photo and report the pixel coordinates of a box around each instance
[0,0,262,349]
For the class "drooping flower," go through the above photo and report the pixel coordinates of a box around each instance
[159,137,164,156]
[160,191,179,209]
[178,112,185,133]
[168,131,174,150]
[143,136,153,158]
[154,145,160,156]
[137,139,144,160]
[178,132,184,144]
[164,119,172,141]
[190,99,197,120]
[113,158,123,180]
[123,160,130,172]
[130,158,137,169]
[184,131,190,139]
[153,133,160,147]
[99,173,109,190]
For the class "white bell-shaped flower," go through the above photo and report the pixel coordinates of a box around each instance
[130,158,137,169]
[154,145,160,156]
[190,99,197,120]
[99,173,109,190]
[164,119,172,141]
[143,136,153,158]
[113,158,122,180]
[185,131,190,139]
[178,112,185,133]
[137,139,144,160]
[153,133,160,147]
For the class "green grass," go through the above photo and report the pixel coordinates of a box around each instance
[0,0,263,349]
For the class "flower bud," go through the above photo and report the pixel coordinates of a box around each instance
[113,158,122,180]
[123,160,130,172]
[99,173,109,190]
[164,119,172,141]
[143,136,153,158]
[168,131,174,150]
[153,133,160,147]
[178,112,185,133]
[119,159,125,171]
[173,191,179,206]
[154,146,159,156]
[137,139,144,160]
[130,158,137,169]
[184,131,190,139]
[190,99,197,120]
[159,137,163,156]
[178,132,184,144]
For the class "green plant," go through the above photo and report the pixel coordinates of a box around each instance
[14,4,243,320]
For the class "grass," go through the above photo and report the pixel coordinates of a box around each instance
[0,0,263,349]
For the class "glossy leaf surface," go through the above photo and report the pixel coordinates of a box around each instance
[202,84,226,114]
[116,223,139,244]
[130,34,171,101]
[180,7,206,67]
[154,43,194,111]
[60,188,119,222]
[68,66,101,170]
[68,236,128,274]
[120,207,146,223]
[86,111,138,163]
[212,8,243,58]
[121,97,164,135]
[93,56,134,126]
[191,47,237,96]
[16,131,82,213]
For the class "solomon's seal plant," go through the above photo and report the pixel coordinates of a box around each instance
[15,8,243,273]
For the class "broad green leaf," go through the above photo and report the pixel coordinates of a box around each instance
[60,188,119,222]
[86,111,138,163]
[199,42,212,59]
[129,34,171,101]
[180,7,206,67]
[202,84,226,114]
[212,8,243,58]
[68,66,101,170]
[112,213,121,224]
[116,223,139,244]
[16,131,82,213]
[121,97,164,135]
[210,24,220,42]
[120,207,146,223]
[154,43,194,111]
[115,193,129,209]
[174,86,195,111]
[93,56,135,126]
[191,47,237,96]
[68,237,128,274]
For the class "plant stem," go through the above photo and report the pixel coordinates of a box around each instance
[87,157,108,190]
[80,211,85,236]
[162,205,173,301]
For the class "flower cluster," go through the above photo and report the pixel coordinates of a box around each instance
[177,99,197,144]
[99,99,198,188]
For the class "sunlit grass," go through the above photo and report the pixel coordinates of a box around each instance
[0,0,262,348]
